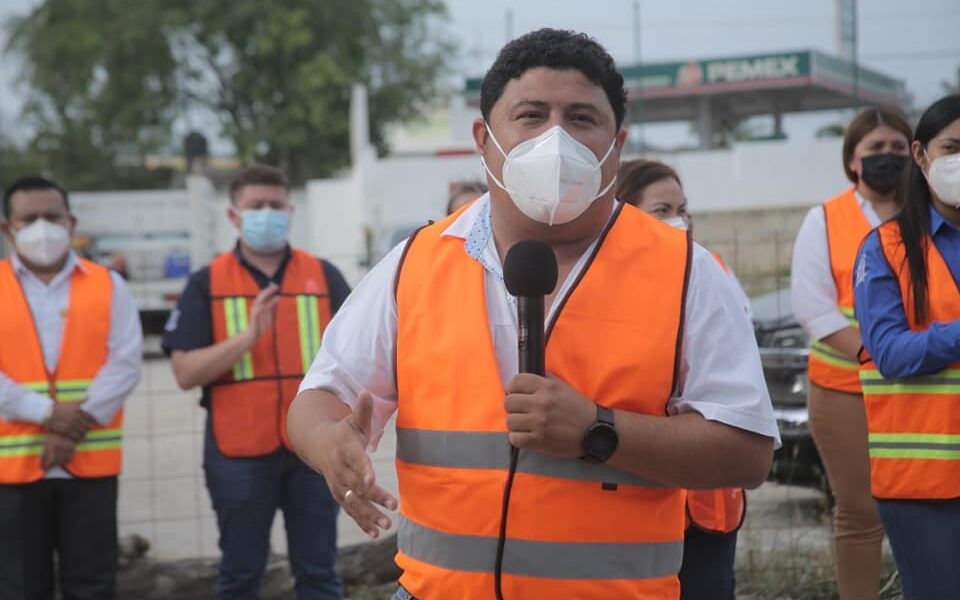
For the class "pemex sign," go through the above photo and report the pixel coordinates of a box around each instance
[703,54,803,84]
[621,52,812,94]
[464,49,907,109]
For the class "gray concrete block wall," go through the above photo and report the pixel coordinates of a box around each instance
[691,205,810,297]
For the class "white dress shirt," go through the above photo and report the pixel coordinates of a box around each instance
[0,251,143,478]
[300,195,780,449]
[791,190,880,341]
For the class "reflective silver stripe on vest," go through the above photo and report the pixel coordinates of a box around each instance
[398,515,682,580]
[396,428,662,487]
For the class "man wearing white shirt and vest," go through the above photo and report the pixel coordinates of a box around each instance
[163,166,351,599]
[0,176,143,600]
[288,29,779,600]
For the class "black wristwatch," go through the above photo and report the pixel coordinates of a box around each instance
[581,404,619,463]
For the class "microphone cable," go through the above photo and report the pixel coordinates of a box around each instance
[494,446,520,600]
[496,239,557,600]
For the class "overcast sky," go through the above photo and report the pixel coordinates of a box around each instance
[2,0,957,148]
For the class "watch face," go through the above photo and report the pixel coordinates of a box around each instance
[587,423,619,461]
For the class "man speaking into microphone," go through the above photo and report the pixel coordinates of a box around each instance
[289,29,779,600]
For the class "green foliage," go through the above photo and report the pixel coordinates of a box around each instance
[178,0,452,182]
[816,124,846,138]
[0,138,44,186]
[4,0,180,187]
[3,0,453,188]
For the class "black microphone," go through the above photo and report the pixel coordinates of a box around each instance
[503,240,559,376]
[495,240,558,600]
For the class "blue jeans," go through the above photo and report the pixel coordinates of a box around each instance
[876,498,960,600]
[678,526,737,600]
[204,417,343,600]
[390,586,414,600]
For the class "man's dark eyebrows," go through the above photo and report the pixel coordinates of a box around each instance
[510,100,550,111]
[567,102,602,113]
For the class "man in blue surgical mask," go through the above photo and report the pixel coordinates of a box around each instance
[162,165,352,599]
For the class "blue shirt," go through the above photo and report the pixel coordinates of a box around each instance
[161,243,351,406]
[854,205,960,379]
[463,196,505,283]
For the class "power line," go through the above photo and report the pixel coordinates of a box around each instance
[460,9,960,33]
[863,51,960,61]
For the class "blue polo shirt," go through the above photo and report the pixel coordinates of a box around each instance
[161,243,351,407]
[854,205,960,379]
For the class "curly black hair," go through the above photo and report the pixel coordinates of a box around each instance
[480,29,627,129]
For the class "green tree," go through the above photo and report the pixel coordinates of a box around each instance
[178,0,452,183]
[5,0,453,187]
[0,136,45,186]
[816,123,846,138]
[4,0,180,187]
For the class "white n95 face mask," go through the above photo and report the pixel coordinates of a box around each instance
[15,219,71,267]
[482,124,617,226]
[663,216,689,230]
[926,153,960,208]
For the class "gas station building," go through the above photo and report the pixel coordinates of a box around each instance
[466,49,909,149]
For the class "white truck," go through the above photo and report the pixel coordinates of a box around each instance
[70,181,212,334]
[70,177,316,335]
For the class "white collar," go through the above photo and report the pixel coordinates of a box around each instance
[440,192,622,240]
[11,250,85,279]
[442,192,490,240]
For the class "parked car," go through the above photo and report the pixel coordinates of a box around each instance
[751,289,829,495]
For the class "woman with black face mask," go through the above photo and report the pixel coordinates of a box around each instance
[854,95,960,600]
[790,106,911,599]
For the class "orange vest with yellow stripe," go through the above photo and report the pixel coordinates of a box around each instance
[394,204,689,600]
[807,187,872,393]
[685,251,746,535]
[860,222,960,499]
[209,249,331,458]
[0,258,122,484]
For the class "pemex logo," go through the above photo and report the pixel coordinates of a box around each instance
[677,62,703,87]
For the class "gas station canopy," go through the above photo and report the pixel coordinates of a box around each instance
[465,50,909,148]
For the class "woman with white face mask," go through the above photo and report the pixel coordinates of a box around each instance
[617,159,752,316]
[617,159,748,600]
[854,95,960,600]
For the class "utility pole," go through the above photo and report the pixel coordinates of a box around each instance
[505,8,513,43]
[835,0,859,107]
[632,0,644,151]
[633,0,641,63]
[852,0,859,106]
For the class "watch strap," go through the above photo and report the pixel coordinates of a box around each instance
[597,404,614,426]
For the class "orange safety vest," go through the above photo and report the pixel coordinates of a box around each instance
[686,488,746,534]
[0,258,122,484]
[394,204,689,600]
[685,249,747,535]
[712,252,730,274]
[860,222,960,499]
[209,249,331,458]
[807,187,872,393]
